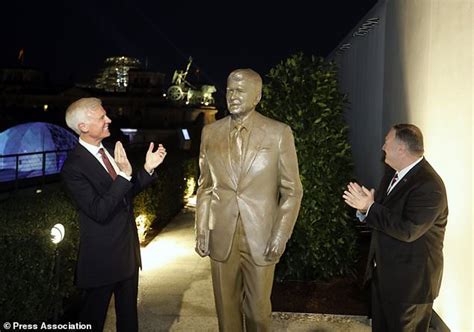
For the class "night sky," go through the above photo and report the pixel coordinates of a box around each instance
[1,0,377,91]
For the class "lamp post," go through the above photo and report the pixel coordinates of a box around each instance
[50,223,65,322]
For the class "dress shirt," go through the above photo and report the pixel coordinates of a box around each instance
[388,157,423,193]
[78,138,132,181]
[357,157,424,221]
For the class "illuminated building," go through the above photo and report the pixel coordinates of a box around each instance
[94,56,142,92]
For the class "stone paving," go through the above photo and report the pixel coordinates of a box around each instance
[104,206,371,331]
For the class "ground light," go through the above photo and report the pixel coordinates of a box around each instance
[50,224,65,244]
[50,223,65,322]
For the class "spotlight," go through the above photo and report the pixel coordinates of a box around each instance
[50,223,65,244]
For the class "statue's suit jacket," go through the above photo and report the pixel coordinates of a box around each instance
[365,158,448,303]
[196,111,303,266]
[62,143,156,289]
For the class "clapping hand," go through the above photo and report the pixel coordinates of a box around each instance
[114,141,132,176]
[144,142,167,173]
[342,182,375,213]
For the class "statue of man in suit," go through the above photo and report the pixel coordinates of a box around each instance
[195,69,303,331]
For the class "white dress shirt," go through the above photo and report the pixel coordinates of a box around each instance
[357,157,424,221]
[386,157,423,194]
[78,138,131,181]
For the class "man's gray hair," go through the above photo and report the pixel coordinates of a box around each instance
[65,97,102,135]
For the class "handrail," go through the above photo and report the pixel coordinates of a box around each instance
[0,149,73,186]
[0,149,72,158]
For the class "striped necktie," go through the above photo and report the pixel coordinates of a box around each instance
[98,148,117,180]
[386,172,398,193]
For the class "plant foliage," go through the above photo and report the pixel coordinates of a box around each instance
[133,155,197,237]
[259,53,357,281]
[0,153,197,320]
[0,189,79,321]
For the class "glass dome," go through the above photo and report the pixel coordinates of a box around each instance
[0,122,77,182]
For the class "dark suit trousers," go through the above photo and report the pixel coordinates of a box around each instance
[371,270,432,332]
[80,270,139,332]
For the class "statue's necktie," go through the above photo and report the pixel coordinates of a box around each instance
[235,124,245,158]
[231,124,245,174]
[98,148,117,180]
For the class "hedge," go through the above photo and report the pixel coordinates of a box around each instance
[259,53,358,281]
[0,153,198,321]
[0,188,79,321]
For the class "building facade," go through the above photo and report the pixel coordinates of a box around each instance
[328,1,473,330]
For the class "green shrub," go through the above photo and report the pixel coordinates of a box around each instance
[0,154,198,320]
[133,155,198,239]
[259,53,357,281]
[183,157,199,199]
[0,188,79,321]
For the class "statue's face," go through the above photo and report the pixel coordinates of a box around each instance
[226,74,261,117]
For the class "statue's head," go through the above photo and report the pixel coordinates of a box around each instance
[226,69,262,117]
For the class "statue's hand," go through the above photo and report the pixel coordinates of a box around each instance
[195,232,210,257]
[264,235,287,261]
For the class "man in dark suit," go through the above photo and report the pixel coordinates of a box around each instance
[343,124,448,332]
[61,97,167,332]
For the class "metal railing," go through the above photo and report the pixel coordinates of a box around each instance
[0,149,72,185]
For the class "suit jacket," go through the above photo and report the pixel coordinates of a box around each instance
[365,158,448,303]
[196,111,303,266]
[61,143,156,289]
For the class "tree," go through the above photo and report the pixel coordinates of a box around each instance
[259,53,357,280]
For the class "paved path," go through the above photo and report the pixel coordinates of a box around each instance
[104,206,371,331]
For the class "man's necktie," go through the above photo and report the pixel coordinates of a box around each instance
[99,148,117,180]
[387,172,398,193]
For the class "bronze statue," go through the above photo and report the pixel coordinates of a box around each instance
[195,69,303,331]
